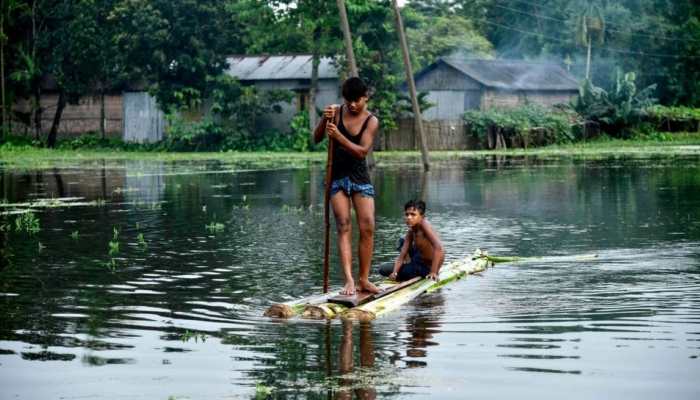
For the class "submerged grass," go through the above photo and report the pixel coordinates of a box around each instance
[1,133,699,170]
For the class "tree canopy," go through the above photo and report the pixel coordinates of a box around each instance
[2,0,699,145]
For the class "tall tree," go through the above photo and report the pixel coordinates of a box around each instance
[0,0,26,140]
[112,0,231,111]
[575,0,606,81]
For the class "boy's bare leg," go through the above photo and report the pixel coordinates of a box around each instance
[331,192,355,295]
[353,193,379,293]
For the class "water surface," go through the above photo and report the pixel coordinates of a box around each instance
[1,155,699,399]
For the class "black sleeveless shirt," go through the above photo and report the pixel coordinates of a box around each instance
[331,105,374,184]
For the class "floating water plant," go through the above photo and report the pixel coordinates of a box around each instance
[255,383,274,399]
[108,228,120,255]
[205,222,225,232]
[281,204,304,214]
[104,258,118,271]
[70,230,79,240]
[14,212,40,234]
[137,233,147,248]
[180,330,207,343]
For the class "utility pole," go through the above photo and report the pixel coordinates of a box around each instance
[391,0,430,171]
[336,0,375,168]
[336,0,358,77]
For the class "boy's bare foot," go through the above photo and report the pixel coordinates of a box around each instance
[340,280,356,296]
[358,279,380,294]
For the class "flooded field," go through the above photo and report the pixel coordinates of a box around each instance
[1,155,699,399]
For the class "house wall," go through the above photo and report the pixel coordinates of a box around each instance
[414,63,483,121]
[379,118,474,151]
[481,89,577,110]
[252,79,340,134]
[12,93,123,138]
[123,92,165,143]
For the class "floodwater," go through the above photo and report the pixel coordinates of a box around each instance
[0,155,699,399]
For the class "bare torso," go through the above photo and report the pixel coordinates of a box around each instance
[412,225,434,265]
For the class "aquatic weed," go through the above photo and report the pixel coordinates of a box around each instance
[205,222,225,232]
[108,227,120,255]
[104,258,118,271]
[255,383,274,399]
[137,233,147,248]
[70,230,79,240]
[14,212,40,234]
[180,330,207,343]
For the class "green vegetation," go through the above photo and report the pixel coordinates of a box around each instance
[14,212,40,234]
[464,105,576,147]
[255,383,274,399]
[648,106,700,121]
[180,330,207,343]
[104,258,118,272]
[108,228,120,256]
[205,221,225,233]
[3,1,699,151]
[571,71,657,138]
[1,135,699,172]
[70,230,79,240]
[136,233,147,249]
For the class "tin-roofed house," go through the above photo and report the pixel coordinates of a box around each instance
[226,55,341,133]
[379,57,580,151]
[414,57,579,120]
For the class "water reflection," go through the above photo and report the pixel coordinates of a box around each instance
[336,321,377,400]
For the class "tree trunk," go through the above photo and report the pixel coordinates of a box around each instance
[100,90,106,139]
[336,0,375,169]
[33,87,41,140]
[1,12,6,141]
[309,26,320,132]
[47,91,66,148]
[31,0,41,140]
[391,0,430,171]
[336,0,358,77]
[585,35,592,81]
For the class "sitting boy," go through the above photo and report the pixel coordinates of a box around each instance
[379,199,445,282]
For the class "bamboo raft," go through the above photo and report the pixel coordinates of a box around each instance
[264,249,493,322]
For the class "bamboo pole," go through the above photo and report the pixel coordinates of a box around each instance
[336,0,376,169]
[344,253,490,321]
[263,290,340,318]
[391,0,430,171]
[303,250,491,321]
[336,0,358,77]
[322,137,334,294]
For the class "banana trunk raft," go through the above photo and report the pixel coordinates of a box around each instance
[264,249,493,322]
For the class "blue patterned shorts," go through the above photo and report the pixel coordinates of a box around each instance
[330,177,375,198]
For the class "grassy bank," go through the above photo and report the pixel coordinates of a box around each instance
[2,133,699,170]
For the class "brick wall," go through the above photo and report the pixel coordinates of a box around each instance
[12,93,123,138]
[378,118,477,151]
[481,89,577,110]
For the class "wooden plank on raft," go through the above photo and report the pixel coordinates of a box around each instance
[327,276,422,307]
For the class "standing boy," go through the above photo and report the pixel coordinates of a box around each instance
[380,199,445,282]
[313,77,380,295]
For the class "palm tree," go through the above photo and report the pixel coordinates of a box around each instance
[575,1,606,81]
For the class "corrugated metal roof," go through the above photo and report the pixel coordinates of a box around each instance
[437,58,579,91]
[226,55,339,81]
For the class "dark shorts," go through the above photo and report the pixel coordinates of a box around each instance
[330,177,375,198]
[378,237,430,281]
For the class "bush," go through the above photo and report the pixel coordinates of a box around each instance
[571,70,657,138]
[161,115,224,151]
[463,104,575,147]
[645,106,700,132]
